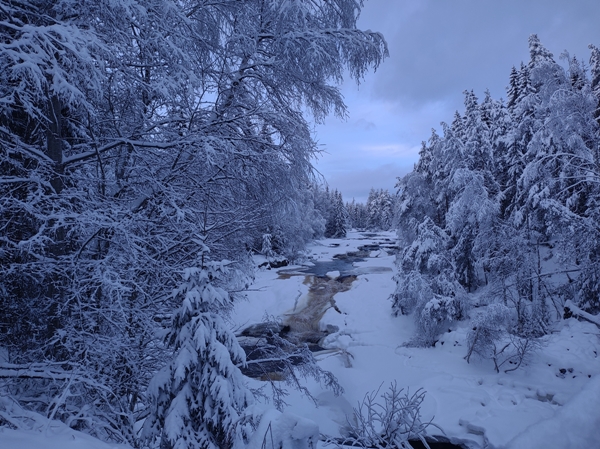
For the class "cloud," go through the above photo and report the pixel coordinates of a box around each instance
[326,163,413,204]
[312,0,600,201]
[354,118,377,131]
[359,0,600,107]
[360,143,420,158]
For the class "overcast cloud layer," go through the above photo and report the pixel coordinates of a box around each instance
[315,0,600,203]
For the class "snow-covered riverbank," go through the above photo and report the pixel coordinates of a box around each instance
[3,230,599,449]
[234,230,600,449]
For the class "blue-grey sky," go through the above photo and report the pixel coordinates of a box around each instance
[314,0,600,203]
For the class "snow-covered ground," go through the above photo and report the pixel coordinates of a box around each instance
[0,425,128,449]
[234,230,600,449]
[0,397,130,449]
[3,230,599,449]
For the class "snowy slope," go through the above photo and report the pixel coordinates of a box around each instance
[505,375,600,448]
[0,398,131,449]
[0,427,129,449]
[233,230,600,449]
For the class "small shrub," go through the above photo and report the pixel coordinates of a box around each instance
[465,304,540,373]
[331,382,439,449]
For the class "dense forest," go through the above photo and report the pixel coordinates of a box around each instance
[0,1,386,447]
[3,0,600,447]
[393,35,600,359]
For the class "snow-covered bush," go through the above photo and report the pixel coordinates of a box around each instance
[465,304,512,364]
[465,304,540,373]
[391,271,431,317]
[415,293,468,347]
[333,382,437,449]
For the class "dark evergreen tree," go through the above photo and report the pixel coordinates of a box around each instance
[325,190,348,238]
[588,44,600,122]
[346,199,368,230]
[507,66,520,111]
[451,110,466,141]
[365,188,394,231]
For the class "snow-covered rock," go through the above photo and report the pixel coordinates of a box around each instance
[326,270,340,280]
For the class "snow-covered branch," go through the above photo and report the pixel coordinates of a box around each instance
[564,300,600,328]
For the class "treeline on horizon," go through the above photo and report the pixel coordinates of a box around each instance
[310,186,395,240]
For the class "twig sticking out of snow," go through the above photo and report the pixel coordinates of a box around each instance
[326,382,442,449]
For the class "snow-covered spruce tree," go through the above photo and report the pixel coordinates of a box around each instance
[446,168,499,291]
[392,217,468,346]
[345,200,357,229]
[312,185,333,238]
[346,199,368,230]
[394,172,436,248]
[144,259,252,449]
[378,189,395,231]
[366,189,379,230]
[589,44,600,122]
[395,130,444,246]
[435,121,464,222]
[501,61,537,219]
[445,91,500,292]
[364,188,394,231]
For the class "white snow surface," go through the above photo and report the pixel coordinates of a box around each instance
[237,408,319,449]
[0,398,129,449]
[504,375,600,448]
[234,230,600,449]
[0,427,128,449]
[3,231,600,449]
